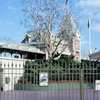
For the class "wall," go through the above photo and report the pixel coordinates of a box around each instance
[14,83,94,91]
[0,57,26,91]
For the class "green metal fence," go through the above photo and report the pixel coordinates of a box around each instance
[0,59,100,100]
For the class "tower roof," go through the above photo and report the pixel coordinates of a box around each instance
[57,14,80,40]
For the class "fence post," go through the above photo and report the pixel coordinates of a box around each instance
[80,68,84,100]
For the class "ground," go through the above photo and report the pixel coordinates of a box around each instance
[0,89,100,100]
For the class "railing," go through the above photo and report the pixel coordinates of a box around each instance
[0,59,100,100]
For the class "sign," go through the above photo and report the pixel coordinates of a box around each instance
[95,80,100,91]
[39,72,48,86]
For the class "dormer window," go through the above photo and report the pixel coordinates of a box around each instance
[25,34,31,43]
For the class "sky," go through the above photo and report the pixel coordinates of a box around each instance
[0,0,100,57]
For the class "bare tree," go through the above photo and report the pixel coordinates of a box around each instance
[22,0,80,60]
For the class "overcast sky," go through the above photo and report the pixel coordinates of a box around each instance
[0,0,100,57]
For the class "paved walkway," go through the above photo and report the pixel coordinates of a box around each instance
[0,89,100,100]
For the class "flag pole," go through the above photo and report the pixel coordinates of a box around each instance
[88,16,92,54]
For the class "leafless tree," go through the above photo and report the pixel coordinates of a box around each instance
[22,0,80,60]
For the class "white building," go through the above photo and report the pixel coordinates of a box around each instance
[0,57,26,91]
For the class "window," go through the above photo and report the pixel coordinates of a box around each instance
[76,57,79,61]
[76,41,79,52]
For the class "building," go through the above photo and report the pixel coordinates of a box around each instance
[0,42,45,91]
[21,14,81,61]
[89,51,100,61]
[56,14,81,61]
[0,42,45,59]
[0,14,81,91]
[0,57,26,91]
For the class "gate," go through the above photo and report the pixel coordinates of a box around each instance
[0,59,100,100]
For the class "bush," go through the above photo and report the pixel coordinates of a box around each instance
[18,56,100,84]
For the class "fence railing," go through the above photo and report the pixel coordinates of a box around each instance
[0,58,100,100]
